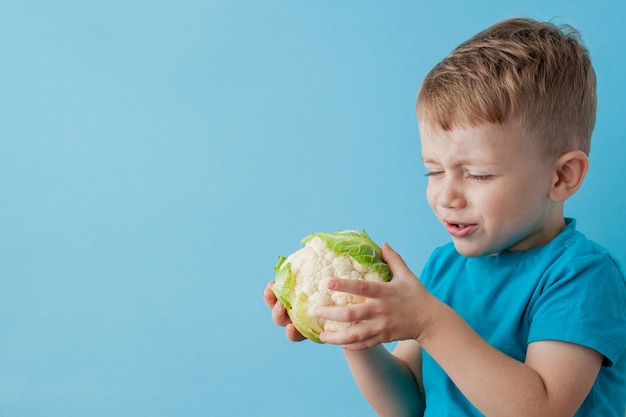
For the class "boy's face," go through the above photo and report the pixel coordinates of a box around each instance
[420,120,564,257]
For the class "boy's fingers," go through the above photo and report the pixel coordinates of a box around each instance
[328,277,383,298]
[317,303,370,323]
[325,243,408,298]
[264,281,307,342]
[382,242,411,276]
[317,304,344,322]
[286,324,307,342]
[270,296,292,326]
[263,286,277,309]
[264,284,292,326]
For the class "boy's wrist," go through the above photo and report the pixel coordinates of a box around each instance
[414,292,450,347]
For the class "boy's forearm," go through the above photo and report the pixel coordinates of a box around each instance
[342,344,425,417]
[417,297,601,417]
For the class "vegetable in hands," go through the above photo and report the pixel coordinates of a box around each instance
[271,230,392,343]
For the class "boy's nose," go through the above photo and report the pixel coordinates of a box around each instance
[437,178,467,209]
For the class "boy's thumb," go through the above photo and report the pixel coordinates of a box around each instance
[382,242,410,276]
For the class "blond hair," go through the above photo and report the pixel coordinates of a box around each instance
[416,18,596,157]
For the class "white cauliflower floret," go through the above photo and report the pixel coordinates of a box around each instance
[272,230,392,343]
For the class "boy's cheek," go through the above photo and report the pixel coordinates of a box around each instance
[425,187,438,211]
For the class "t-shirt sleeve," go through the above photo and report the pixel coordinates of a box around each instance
[528,253,626,366]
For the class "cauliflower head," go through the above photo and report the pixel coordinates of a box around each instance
[271,229,392,343]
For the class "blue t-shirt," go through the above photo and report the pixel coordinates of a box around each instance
[419,219,626,416]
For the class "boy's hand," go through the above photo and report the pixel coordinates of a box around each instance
[263,281,307,342]
[317,243,430,350]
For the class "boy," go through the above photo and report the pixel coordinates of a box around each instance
[263,18,626,416]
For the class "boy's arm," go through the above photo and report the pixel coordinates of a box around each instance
[319,244,603,417]
[415,299,602,417]
[341,341,425,417]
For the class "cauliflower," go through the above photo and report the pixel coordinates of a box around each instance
[271,230,392,343]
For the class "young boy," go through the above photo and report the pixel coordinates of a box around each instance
[264,18,626,416]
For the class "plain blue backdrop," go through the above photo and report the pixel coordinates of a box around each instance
[1,1,624,416]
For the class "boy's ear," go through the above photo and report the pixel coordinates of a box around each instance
[550,150,589,202]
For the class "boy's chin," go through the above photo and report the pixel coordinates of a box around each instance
[452,241,498,258]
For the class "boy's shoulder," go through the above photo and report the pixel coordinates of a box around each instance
[554,219,624,277]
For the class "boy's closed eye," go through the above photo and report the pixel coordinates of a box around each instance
[464,173,494,182]
[424,171,494,182]
[425,171,444,178]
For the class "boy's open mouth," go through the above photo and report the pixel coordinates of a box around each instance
[447,222,472,229]
[445,221,477,237]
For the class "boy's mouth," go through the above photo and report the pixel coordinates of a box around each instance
[446,221,471,228]
[445,221,477,237]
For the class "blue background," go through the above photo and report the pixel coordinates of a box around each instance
[1,1,624,416]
